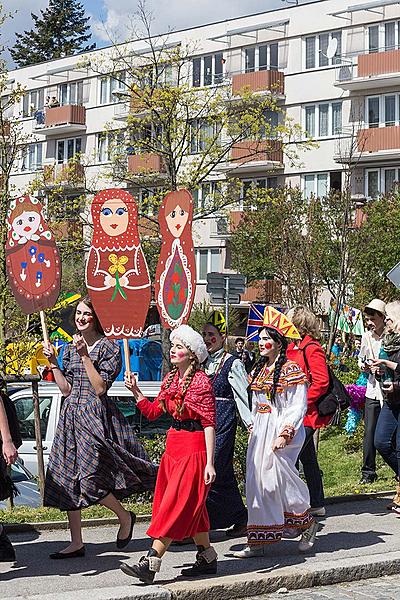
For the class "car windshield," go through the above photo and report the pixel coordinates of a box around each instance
[10,459,35,483]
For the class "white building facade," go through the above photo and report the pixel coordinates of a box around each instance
[4,0,399,309]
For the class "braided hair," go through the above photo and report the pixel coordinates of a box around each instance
[159,356,200,415]
[251,326,288,403]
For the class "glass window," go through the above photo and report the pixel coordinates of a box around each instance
[13,395,53,440]
[305,105,315,136]
[305,36,316,69]
[100,78,108,104]
[259,45,268,71]
[367,170,379,197]
[385,22,396,51]
[319,33,329,67]
[245,47,255,73]
[304,175,315,199]
[317,173,328,197]
[270,43,278,70]
[198,249,208,280]
[210,249,220,273]
[319,103,329,136]
[368,97,380,127]
[369,25,379,53]
[385,95,396,126]
[204,55,213,86]
[192,58,201,87]
[214,53,223,84]
[385,169,396,192]
[332,31,342,64]
[332,102,342,134]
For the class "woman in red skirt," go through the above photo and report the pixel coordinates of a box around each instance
[121,324,217,584]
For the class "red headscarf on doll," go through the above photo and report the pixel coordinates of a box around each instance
[91,188,140,251]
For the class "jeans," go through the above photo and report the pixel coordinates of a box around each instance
[374,401,400,477]
[298,426,325,508]
[362,396,381,479]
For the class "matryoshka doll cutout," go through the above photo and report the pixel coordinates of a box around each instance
[155,189,196,329]
[86,188,151,338]
[6,196,61,314]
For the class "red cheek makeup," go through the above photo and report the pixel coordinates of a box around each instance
[264,342,273,350]
[211,337,216,344]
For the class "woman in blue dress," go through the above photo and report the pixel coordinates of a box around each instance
[202,311,252,537]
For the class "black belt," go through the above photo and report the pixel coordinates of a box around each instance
[171,418,203,432]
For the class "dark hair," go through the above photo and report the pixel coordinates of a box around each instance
[364,308,384,319]
[251,326,288,403]
[75,296,104,335]
[235,337,244,344]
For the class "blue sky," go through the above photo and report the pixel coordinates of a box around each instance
[2,1,318,67]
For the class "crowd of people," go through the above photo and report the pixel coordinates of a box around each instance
[1,295,399,584]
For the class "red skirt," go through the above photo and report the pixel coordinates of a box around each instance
[146,429,210,540]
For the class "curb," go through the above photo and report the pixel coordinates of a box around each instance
[24,585,171,600]
[4,490,395,534]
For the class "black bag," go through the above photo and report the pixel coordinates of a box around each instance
[303,344,351,418]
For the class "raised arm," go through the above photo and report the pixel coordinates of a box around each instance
[0,395,18,465]
[228,358,253,428]
[124,372,164,420]
[43,342,72,397]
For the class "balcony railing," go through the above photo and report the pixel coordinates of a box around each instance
[357,126,400,153]
[35,105,87,135]
[242,279,282,304]
[43,162,85,187]
[231,140,283,164]
[231,70,284,95]
[335,47,400,86]
[127,153,166,174]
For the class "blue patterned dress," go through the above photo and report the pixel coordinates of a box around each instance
[205,350,252,529]
[44,338,157,511]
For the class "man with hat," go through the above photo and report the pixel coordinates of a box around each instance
[358,299,386,484]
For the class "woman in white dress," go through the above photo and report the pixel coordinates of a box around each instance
[233,307,319,558]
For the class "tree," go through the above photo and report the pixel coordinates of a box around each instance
[10,0,95,68]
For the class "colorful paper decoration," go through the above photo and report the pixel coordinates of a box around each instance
[207,310,227,335]
[86,188,151,338]
[155,189,196,329]
[262,305,301,340]
[6,195,61,314]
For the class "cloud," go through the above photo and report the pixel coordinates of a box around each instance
[90,0,283,44]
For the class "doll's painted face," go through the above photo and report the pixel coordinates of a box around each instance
[202,324,224,354]
[99,199,129,237]
[170,338,192,368]
[12,210,41,239]
[165,204,188,238]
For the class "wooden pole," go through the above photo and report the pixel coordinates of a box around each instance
[40,310,49,346]
[123,338,131,377]
[32,379,45,503]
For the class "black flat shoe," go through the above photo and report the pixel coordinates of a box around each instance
[116,511,136,549]
[49,546,85,560]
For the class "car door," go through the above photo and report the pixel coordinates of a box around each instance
[11,390,56,476]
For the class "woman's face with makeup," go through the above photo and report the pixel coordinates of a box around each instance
[258,328,281,359]
[202,324,224,354]
[75,302,95,333]
[170,338,192,368]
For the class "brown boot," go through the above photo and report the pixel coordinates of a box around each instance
[387,481,400,510]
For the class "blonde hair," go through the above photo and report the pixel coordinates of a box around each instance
[385,301,400,333]
[287,306,322,341]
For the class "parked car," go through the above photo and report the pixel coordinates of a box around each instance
[9,380,164,476]
[0,459,41,509]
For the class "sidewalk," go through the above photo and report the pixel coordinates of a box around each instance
[1,496,400,600]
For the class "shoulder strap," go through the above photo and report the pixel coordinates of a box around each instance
[301,341,322,383]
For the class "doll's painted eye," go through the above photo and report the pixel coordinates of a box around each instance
[101,208,113,216]
[28,216,35,222]
[170,210,176,218]
[115,207,127,216]
[180,209,185,216]
[17,219,23,226]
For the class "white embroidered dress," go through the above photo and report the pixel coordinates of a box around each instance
[246,360,314,545]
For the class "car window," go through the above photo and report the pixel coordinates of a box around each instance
[13,395,53,440]
[109,395,171,434]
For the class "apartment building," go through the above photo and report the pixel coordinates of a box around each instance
[3,0,399,310]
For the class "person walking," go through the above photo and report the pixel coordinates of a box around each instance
[233,307,317,558]
[202,311,252,537]
[286,306,330,517]
[43,297,156,559]
[358,299,386,484]
[121,325,217,584]
[372,301,400,512]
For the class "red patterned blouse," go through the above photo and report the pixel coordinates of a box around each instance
[136,369,216,429]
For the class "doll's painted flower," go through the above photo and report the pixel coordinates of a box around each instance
[108,254,128,275]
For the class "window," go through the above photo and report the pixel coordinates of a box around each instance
[97,132,125,163]
[304,102,342,137]
[366,94,400,127]
[367,170,379,198]
[138,187,163,216]
[305,31,342,69]
[59,81,83,105]
[23,88,45,117]
[190,119,221,154]
[192,53,224,87]
[196,248,221,281]
[240,177,278,209]
[385,95,396,126]
[99,71,126,104]
[365,167,400,197]
[303,172,333,199]
[368,21,400,53]
[368,97,380,127]
[21,143,43,171]
[192,182,221,210]
[244,43,279,73]
[56,137,82,164]
[13,395,53,440]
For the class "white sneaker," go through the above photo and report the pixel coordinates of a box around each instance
[309,506,326,517]
[232,545,265,558]
[298,521,318,553]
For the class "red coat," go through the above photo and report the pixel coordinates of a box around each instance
[287,336,330,429]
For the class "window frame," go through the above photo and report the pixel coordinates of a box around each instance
[243,42,279,73]
[56,137,82,164]
[192,53,225,87]
[367,20,400,53]
[303,101,343,138]
[304,30,342,70]
[21,142,43,172]
[195,248,222,282]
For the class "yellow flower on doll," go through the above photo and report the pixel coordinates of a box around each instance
[108,254,128,275]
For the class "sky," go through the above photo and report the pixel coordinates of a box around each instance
[1,0,316,67]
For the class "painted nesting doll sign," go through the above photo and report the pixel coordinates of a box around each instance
[6,196,61,314]
[85,188,151,338]
[155,189,196,329]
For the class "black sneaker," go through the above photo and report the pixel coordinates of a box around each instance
[0,527,16,563]
[120,554,162,584]
[359,475,377,484]
[181,546,217,577]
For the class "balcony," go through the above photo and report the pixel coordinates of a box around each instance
[35,105,86,136]
[222,140,283,174]
[127,153,166,175]
[242,279,282,304]
[357,126,400,157]
[335,49,400,91]
[232,70,284,96]
[43,162,85,189]
[1,120,10,137]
